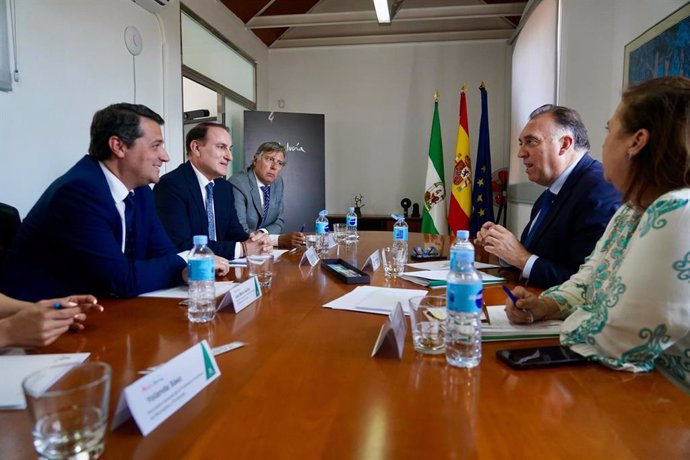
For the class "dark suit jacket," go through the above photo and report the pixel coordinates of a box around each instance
[154,161,248,259]
[520,153,621,288]
[228,169,285,234]
[0,156,185,301]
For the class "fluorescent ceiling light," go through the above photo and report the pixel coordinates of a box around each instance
[373,0,391,24]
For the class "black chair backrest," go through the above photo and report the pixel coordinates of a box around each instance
[0,203,21,263]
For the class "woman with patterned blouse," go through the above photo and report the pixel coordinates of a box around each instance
[506,76,690,374]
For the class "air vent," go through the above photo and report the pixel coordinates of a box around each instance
[132,0,171,14]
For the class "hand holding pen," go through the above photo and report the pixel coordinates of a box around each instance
[503,286,560,325]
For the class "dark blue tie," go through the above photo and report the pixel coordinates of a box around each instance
[206,182,216,241]
[124,192,136,257]
[260,185,271,224]
[524,190,555,248]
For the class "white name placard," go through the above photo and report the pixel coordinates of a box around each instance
[112,341,220,436]
[361,249,381,272]
[300,247,320,267]
[218,276,262,313]
[371,302,407,359]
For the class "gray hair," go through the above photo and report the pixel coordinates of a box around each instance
[529,104,590,151]
[253,141,286,161]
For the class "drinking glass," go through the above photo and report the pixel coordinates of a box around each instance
[381,246,406,278]
[247,254,274,288]
[22,362,112,460]
[409,295,446,354]
[333,223,347,245]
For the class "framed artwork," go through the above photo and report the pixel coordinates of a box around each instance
[623,3,690,87]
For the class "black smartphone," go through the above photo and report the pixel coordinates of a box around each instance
[496,345,588,370]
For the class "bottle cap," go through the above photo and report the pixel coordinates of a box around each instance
[391,213,404,221]
[319,210,328,217]
[348,207,354,212]
[193,235,208,245]
[457,230,469,240]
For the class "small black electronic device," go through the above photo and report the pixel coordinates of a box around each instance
[496,345,588,370]
[410,245,446,261]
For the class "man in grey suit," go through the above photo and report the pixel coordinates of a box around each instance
[229,142,305,248]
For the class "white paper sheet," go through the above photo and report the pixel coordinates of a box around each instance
[406,260,499,270]
[323,286,428,315]
[401,270,505,285]
[229,249,289,266]
[483,305,562,341]
[0,353,90,409]
[139,281,235,299]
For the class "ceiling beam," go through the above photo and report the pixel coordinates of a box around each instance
[270,29,515,48]
[247,3,527,29]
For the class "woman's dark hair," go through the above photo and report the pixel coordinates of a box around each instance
[619,76,690,204]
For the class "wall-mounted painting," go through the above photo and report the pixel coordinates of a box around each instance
[623,3,690,87]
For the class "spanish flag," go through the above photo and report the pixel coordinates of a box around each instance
[448,87,472,234]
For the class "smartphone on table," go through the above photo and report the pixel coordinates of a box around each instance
[496,345,588,370]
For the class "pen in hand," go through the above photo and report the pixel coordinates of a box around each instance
[502,285,518,305]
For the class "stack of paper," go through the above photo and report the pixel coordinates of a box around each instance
[482,305,562,341]
[323,286,428,315]
[400,270,505,288]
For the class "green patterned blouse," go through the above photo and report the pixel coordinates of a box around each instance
[541,189,690,377]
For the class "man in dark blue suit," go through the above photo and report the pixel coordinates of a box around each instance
[477,105,621,289]
[0,103,226,301]
[154,122,271,260]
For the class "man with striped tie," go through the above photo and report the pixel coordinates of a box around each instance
[154,122,271,260]
[229,142,305,248]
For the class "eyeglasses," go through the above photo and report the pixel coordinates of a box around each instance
[262,156,286,168]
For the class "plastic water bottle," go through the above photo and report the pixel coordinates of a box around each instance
[187,235,216,323]
[345,207,358,245]
[315,210,330,257]
[391,214,408,255]
[445,240,483,368]
[449,230,472,270]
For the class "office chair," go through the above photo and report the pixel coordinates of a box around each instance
[0,202,21,264]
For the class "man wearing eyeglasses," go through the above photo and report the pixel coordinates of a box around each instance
[154,122,271,260]
[229,142,305,248]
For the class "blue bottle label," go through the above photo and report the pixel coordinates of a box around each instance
[315,222,327,234]
[347,216,357,227]
[447,283,483,313]
[393,226,408,241]
[188,258,214,281]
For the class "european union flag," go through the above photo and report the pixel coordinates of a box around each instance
[470,84,494,237]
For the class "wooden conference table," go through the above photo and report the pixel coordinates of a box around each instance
[1,232,688,459]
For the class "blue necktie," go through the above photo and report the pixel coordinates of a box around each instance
[260,185,271,224]
[524,190,555,248]
[124,192,136,257]
[206,182,217,241]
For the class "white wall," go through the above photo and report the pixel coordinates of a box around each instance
[0,0,267,218]
[268,41,510,217]
[559,0,687,158]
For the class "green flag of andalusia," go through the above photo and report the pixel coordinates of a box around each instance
[421,98,447,235]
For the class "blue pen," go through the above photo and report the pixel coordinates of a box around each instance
[53,302,63,310]
[502,285,518,304]
[300,224,305,233]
